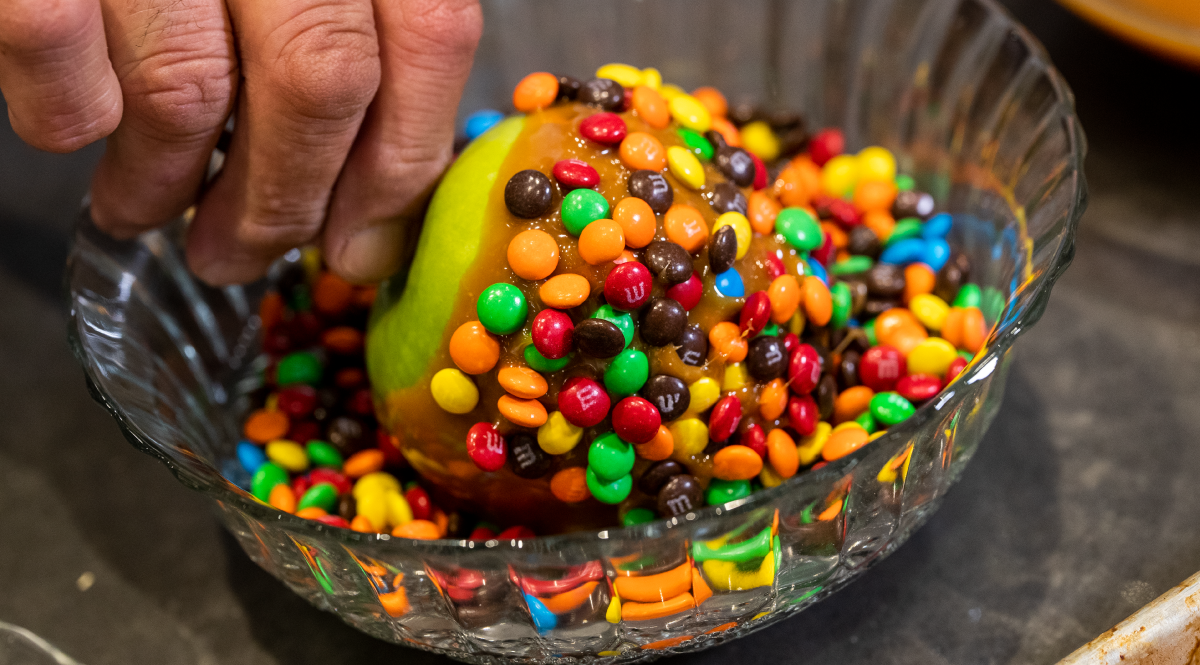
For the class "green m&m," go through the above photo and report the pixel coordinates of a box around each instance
[885,218,923,246]
[831,255,873,276]
[604,349,649,397]
[588,432,635,481]
[676,127,714,160]
[953,283,983,309]
[775,207,823,251]
[477,282,528,335]
[586,468,632,504]
[830,281,852,329]
[622,507,656,527]
[706,478,753,505]
[297,482,339,512]
[525,345,572,372]
[276,351,322,386]
[305,440,343,468]
[855,409,878,433]
[251,462,288,502]
[870,392,915,426]
[561,189,610,235]
[591,304,634,348]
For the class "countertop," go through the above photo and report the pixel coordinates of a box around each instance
[2,1,1199,663]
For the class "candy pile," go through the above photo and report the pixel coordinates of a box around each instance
[233,255,532,540]
[412,64,991,528]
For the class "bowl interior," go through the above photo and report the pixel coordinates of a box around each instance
[66,0,1085,659]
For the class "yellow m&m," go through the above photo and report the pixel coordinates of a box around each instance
[713,211,752,259]
[266,440,308,472]
[431,368,479,414]
[857,146,897,182]
[595,63,643,87]
[740,120,781,161]
[668,94,712,132]
[909,293,950,331]
[669,418,709,459]
[906,337,958,376]
[687,377,721,414]
[538,411,583,455]
[667,146,705,189]
[821,155,859,198]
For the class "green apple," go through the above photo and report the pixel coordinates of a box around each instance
[366,115,525,398]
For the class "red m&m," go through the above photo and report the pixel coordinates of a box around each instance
[531,309,574,359]
[316,515,351,528]
[861,345,906,392]
[709,395,743,443]
[945,356,969,385]
[741,423,766,457]
[604,262,653,311]
[467,422,507,472]
[277,385,317,418]
[780,332,800,356]
[611,396,661,444]
[579,112,627,144]
[750,152,768,190]
[557,378,611,428]
[787,395,818,436]
[763,253,785,280]
[405,486,433,521]
[739,291,771,336]
[309,468,353,495]
[553,159,599,190]
[497,525,536,539]
[666,273,703,311]
[809,128,844,166]
[788,343,822,394]
[812,229,836,266]
[897,374,941,403]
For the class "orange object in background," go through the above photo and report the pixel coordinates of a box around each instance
[1058,0,1200,67]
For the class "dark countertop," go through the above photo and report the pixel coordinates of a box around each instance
[2,2,1199,663]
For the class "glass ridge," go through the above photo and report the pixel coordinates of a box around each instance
[65,0,1085,660]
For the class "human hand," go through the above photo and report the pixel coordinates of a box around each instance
[0,0,482,285]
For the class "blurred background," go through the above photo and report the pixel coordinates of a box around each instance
[1058,0,1200,66]
[1,0,1198,663]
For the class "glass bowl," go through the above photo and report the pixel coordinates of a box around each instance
[65,0,1086,661]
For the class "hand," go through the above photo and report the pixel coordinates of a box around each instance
[0,0,482,285]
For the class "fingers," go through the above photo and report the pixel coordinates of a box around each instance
[322,0,483,283]
[0,0,123,153]
[89,0,237,238]
[187,0,382,285]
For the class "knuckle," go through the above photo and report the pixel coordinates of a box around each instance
[241,199,325,249]
[0,0,120,152]
[389,144,453,185]
[20,127,91,154]
[270,6,380,122]
[0,0,94,56]
[122,48,237,143]
[18,94,122,153]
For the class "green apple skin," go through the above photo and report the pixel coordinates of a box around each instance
[366,115,525,398]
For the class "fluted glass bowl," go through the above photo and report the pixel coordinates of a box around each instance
[65,0,1085,661]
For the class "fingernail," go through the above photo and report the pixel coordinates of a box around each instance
[339,225,404,283]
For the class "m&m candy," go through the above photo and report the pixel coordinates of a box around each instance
[236,65,999,536]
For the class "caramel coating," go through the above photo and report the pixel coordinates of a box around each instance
[378,103,810,531]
